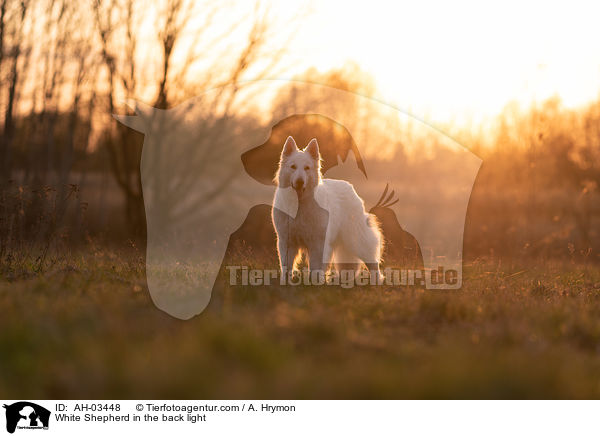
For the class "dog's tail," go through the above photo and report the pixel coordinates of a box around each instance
[364,213,384,263]
[366,213,379,229]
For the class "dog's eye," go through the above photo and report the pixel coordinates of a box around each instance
[304,166,310,170]
[291,164,296,170]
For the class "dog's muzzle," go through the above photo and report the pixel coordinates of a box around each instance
[292,179,305,192]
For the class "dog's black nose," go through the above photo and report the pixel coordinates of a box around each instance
[294,179,304,190]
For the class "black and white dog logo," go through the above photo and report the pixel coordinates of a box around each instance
[3,402,50,434]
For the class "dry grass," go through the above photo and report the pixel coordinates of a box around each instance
[1,249,600,399]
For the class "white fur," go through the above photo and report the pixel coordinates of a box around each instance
[272,136,382,275]
[273,186,298,218]
[313,178,382,268]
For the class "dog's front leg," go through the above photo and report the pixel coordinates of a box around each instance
[273,208,296,275]
[277,238,299,274]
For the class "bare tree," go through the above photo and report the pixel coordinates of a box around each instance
[93,0,298,237]
[1,0,29,180]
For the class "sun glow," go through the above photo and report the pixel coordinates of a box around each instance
[267,0,600,127]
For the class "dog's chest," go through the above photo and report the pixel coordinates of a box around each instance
[290,198,328,247]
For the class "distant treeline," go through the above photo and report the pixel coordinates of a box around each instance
[465,97,600,261]
[2,95,599,264]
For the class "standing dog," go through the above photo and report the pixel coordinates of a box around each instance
[272,136,383,280]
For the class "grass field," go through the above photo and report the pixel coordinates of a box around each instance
[1,250,600,399]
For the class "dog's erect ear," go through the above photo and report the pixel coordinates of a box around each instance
[305,138,319,160]
[282,136,298,157]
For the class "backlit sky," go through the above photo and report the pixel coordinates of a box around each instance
[265,0,600,126]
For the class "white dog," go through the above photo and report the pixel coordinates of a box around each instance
[272,136,383,280]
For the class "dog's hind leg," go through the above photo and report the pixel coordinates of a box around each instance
[356,224,384,285]
[362,258,383,285]
[333,245,361,278]
[357,241,383,284]
[321,240,336,273]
